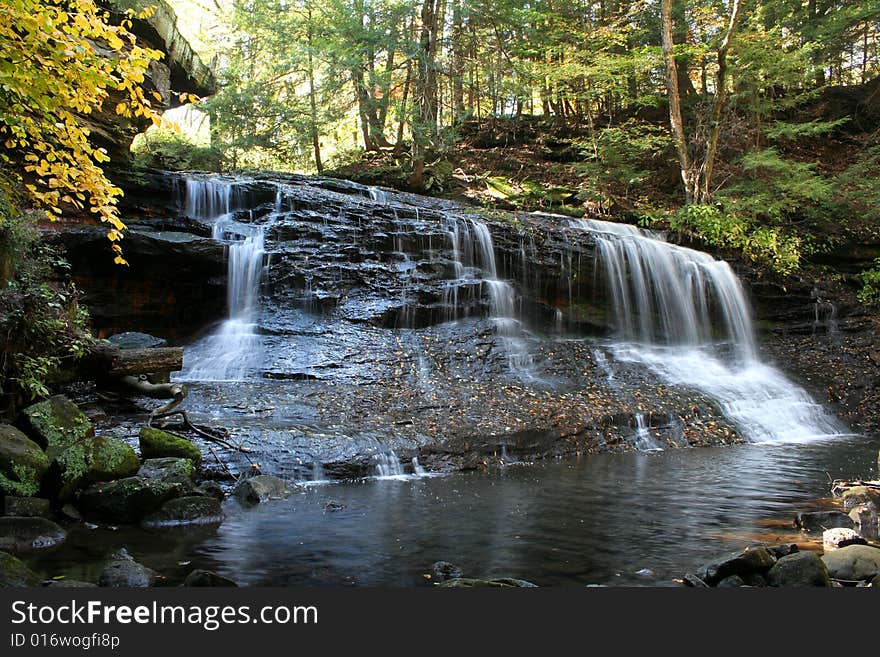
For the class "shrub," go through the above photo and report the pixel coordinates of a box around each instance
[0,187,92,410]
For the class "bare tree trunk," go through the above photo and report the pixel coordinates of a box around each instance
[661,0,693,202]
[699,0,744,204]
[306,5,323,174]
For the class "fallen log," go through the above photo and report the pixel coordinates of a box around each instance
[82,342,184,379]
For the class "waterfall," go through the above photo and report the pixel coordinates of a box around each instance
[180,177,267,381]
[442,214,533,375]
[373,451,404,478]
[184,178,234,220]
[572,218,847,443]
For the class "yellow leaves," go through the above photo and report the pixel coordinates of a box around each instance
[136,5,157,20]
[1,0,161,264]
[151,90,163,102]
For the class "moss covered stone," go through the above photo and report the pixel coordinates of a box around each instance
[0,551,40,587]
[141,496,223,528]
[20,396,96,500]
[0,424,48,497]
[137,458,196,487]
[87,437,140,483]
[79,476,185,523]
[0,517,66,552]
[138,427,201,464]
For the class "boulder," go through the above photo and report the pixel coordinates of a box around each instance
[716,575,746,588]
[3,497,51,518]
[141,496,223,528]
[20,396,94,500]
[0,424,49,497]
[695,546,777,586]
[138,457,196,488]
[822,544,880,581]
[182,570,238,587]
[0,517,66,552]
[823,527,867,551]
[794,510,854,532]
[79,476,185,523]
[88,437,141,483]
[841,486,880,510]
[98,549,155,588]
[233,475,291,506]
[107,332,168,349]
[138,427,202,464]
[767,552,831,587]
[0,551,40,587]
[849,504,880,539]
[193,481,225,500]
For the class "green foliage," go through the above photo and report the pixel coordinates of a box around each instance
[671,204,802,275]
[717,148,832,224]
[835,145,880,227]
[0,188,92,408]
[575,121,671,211]
[131,128,222,171]
[765,118,850,142]
[858,259,880,306]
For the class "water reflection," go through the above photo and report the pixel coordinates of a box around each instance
[190,435,875,586]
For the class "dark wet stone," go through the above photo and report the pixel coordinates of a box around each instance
[138,457,196,488]
[766,544,799,559]
[233,475,291,506]
[79,476,185,523]
[767,552,831,587]
[0,551,40,587]
[324,501,346,513]
[683,573,709,587]
[0,424,48,497]
[431,561,464,582]
[822,544,880,581]
[0,517,66,552]
[3,497,51,518]
[182,570,238,587]
[141,496,223,528]
[794,510,854,532]
[716,575,746,588]
[98,549,156,588]
[696,546,776,586]
[107,332,168,349]
[192,481,225,500]
[59,504,82,523]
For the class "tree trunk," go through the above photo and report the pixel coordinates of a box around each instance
[306,6,323,174]
[83,344,184,379]
[661,0,693,202]
[699,0,744,204]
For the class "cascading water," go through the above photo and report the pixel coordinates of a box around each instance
[573,218,847,443]
[442,214,534,375]
[180,178,268,381]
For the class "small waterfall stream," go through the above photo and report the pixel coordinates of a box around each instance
[180,178,268,381]
[571,218,847,444]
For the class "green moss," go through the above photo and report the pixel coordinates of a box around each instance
[138,427,202,464]
[0,551,40,587]
[88,438,140,482]
[0,466,41,497]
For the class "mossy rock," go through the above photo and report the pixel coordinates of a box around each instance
[87,437,140,483]
[20,396,96,500]
[137,457,196,487]
[138,427,201,464]
[79,476,186,524]
[0,424,49,497]
[0,551,40,587]
[141,496,223,528]
[436,577,538,588]
[0,517,66,553]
